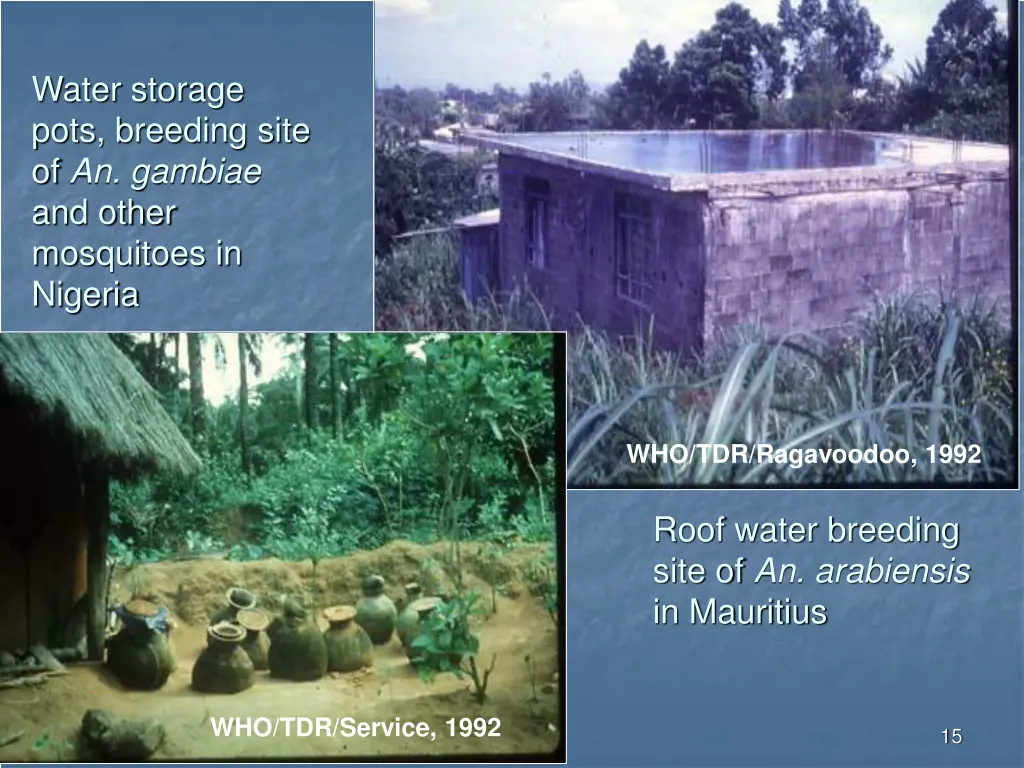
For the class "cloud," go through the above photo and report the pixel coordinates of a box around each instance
[549,0,632,32]
[375,0,432,18]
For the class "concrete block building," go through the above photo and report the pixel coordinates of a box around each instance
[471,130,1011,351]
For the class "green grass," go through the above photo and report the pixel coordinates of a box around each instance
[377,235,1016,486]
[375,234,552,331]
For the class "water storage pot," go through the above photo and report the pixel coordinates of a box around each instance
[323,605,373,673]
[395,582,423,646]
[105,599,175,691]
[210,587,257,625]
[236,608,271,671]
[192,622,255,694]
[268,599,327,681]
[355,574,397,645]
[400,596,443,662]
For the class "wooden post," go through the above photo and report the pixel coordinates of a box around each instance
[84,465,110,662]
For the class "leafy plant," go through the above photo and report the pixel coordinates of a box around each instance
[32,733,73,761]
[410,590,498,704]
[106,333,556,574]
[524,545,559,624]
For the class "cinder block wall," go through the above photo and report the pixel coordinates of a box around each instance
[498,154,706,351]
[702,177,1012,340]
[498,154,1011,353]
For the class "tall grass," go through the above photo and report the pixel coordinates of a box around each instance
[378,235,1017,486]
[375,234,553,331]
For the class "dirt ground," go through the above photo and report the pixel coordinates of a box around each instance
[0,541,562,761]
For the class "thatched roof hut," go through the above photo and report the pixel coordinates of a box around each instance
[0,334,200,478]
[0,334,200,657]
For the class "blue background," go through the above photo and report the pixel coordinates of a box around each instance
[566,490,1022,766]
[0,2,374,331]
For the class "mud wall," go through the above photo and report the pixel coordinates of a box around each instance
[0,398,89,651]
[702,177,1012,339]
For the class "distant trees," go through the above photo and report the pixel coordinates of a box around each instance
[375,85,443,139]
[600,4,787,130]
[780,0,892,88]
[374,124,491,254]
[602,42,673,129]
[373,0,1009,254]
[589,0,1006,139]
[517,71,593,132]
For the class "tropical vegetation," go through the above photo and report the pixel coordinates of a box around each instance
[106,333,558,563]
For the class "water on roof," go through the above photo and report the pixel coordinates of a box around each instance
[500,131,909,175]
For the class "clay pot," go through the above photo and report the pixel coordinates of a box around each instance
[401,596,443,662]
[267,596,303,645]
[106,600,175,691]
[210,587,257,625]
[268,601,328,681]
[192,623,255,694]
[237,608,272,671]
[396,581,422,613]
[322,605,373,673]
[395,583,424,646]
[355,575,397,645]
[118,598,168,633]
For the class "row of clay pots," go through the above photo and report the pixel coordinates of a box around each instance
[106,578,448,695]
[211,577,428,650]
[194,591,444,694]
[353,577,448,663]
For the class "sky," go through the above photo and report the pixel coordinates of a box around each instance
[170,334,291,406]
[160,333,448,406]
[374,0,1009,92]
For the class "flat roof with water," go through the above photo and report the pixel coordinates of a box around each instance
[473,130,1009,192]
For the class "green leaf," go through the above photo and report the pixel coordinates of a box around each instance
[487,418,503,441]
[410,633,432,648]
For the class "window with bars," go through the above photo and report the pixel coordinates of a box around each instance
[615,193,653,306]
[525,177,550,268]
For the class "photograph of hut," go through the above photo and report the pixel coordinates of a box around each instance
[0,332,563,762]
[0,334,201,665]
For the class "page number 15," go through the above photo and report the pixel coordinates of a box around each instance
[943,729,962,745]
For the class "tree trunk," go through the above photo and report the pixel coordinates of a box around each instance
[84,467,110,662]
[328,333,341,438]
[237,333,251,475]
[187,334,206,441]
[303,334,318,431]
[170,333,181,421]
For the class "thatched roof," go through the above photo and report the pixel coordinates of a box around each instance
[0,334,200,479]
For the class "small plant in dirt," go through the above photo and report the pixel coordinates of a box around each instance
[477,543,509,615]
[523,545,558,624]
[376,662,396,702]
[418,557,446,597]
[524,654,539,702]
[32,732,74,761]
[264,506,341,610]
[125,569,149,599]
[411,590,497,704]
